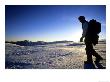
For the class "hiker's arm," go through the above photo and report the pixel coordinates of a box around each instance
[82,22,88,38]
[80,22,88,42]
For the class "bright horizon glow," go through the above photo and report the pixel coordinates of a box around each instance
[5,5,106,42]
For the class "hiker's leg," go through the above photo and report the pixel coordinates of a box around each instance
[85,43,93,62]
[91,46,103,62]
[91,48,99,57]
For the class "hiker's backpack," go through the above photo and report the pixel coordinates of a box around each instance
[88,19,101,34]
[87,19,101,45]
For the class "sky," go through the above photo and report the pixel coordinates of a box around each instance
[5,5,106,42]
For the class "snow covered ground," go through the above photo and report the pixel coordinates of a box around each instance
[5,42,106,69]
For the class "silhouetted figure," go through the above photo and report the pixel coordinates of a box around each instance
[78,16,103,64]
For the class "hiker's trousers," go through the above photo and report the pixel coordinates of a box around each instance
[85,36,99,61]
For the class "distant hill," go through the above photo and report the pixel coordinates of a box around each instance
[98,39,106,44]
[5,40,47,46]
[5,40,74,46]
[47,40,73,44]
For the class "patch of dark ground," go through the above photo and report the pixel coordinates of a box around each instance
[5,61,32,69]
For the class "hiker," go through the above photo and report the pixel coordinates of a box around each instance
[78,16,103,63]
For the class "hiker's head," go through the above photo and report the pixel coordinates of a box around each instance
[78,16,85,23]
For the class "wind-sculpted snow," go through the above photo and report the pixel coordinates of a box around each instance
[5,42,106,69]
